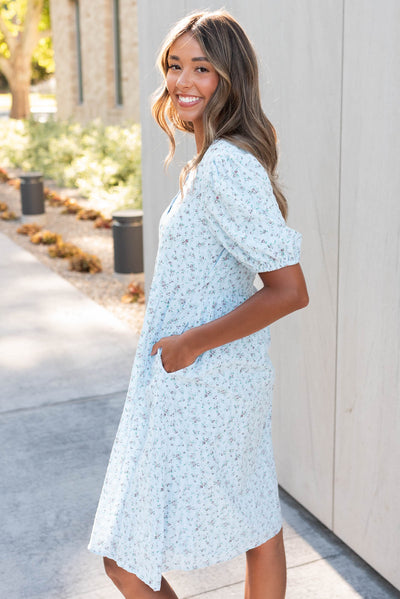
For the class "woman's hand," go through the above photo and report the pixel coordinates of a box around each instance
[151,333,200,373]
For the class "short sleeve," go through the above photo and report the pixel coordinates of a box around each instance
[202,142,302,274]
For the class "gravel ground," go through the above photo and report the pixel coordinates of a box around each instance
[0,175,146,335]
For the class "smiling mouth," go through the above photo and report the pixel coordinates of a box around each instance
[177,95,202,107]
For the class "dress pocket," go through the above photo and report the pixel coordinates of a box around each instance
[154,346,200,377]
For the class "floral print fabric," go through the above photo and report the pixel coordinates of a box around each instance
[87,138,302,591]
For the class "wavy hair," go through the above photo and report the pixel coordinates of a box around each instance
[151,10,288,219]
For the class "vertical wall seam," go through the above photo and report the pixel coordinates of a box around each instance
[332,0,346,531]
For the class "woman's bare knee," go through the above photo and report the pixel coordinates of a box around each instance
[103,556,158,596]
[103,556,138,583]
[103,556,121,582]
[246,528,285,560]
[245,529,287,599]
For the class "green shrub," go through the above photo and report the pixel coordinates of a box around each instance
[0,117,142,216]
[0,119,28,167]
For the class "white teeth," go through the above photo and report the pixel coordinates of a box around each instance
[178,95,201,104]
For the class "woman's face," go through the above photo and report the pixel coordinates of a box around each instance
[166,33,219,137]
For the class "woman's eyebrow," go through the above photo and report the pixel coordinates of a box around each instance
[168,54,210,62]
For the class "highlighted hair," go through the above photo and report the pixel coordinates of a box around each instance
[151,10,288,219]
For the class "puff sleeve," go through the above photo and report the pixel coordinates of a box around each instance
[202,143,302,274]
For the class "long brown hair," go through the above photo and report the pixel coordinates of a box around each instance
[151,10,288,219]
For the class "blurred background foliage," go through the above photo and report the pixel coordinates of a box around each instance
[0,118,142,215]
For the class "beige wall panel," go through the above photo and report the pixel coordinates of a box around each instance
[335,1,400,589]
[266,1,342,527]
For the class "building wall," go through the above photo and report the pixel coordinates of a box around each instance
[138,0,400,591]
[334,1,400,585]
[49,0,139,124]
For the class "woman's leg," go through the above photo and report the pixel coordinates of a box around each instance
[244,528,287,599]
[103,557,179,599]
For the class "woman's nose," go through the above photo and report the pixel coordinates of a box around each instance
[176,69,191,89]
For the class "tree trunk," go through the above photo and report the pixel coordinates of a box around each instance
[8,52,32,119]
[0,0,44,119]
[10,80,31,119]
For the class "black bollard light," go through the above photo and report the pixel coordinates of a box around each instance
[112,209,144,274]
[20,172,45,215]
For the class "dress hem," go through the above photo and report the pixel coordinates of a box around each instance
[87,520,283,592]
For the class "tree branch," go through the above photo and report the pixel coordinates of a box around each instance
[22,0,44,55]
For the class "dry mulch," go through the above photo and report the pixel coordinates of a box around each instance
[0,173,145,335]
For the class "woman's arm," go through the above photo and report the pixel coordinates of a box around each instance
[151,262,309,372]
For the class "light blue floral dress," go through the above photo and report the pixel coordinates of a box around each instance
[88,138,302,591]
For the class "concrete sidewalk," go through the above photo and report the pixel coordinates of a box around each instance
[0,233,398,599]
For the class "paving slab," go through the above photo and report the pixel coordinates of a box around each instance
[1,393,125,599]
[285,554,400,599]
[0,234,136,412]
[280,492,400,599]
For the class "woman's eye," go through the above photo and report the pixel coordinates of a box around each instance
[196,66,209,73]
[168,64,180,71]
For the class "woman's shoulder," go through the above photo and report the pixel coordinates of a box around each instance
[203,137,251,162]
[200,137,267,180]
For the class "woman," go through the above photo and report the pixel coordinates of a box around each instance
[88,10,309,599]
